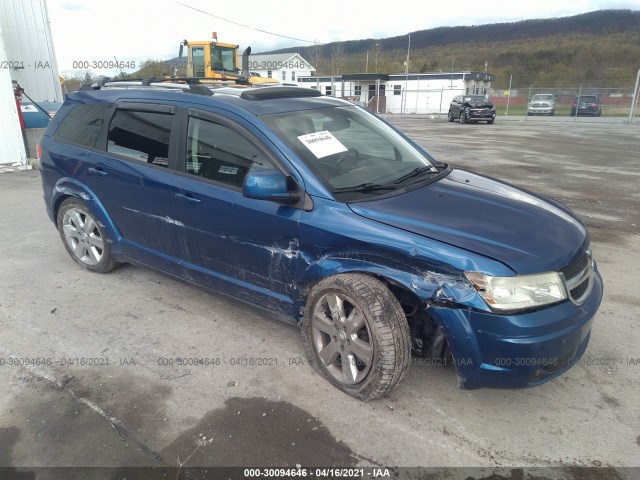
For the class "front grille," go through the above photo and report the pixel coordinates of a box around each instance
[560,250,593,305]
[561,252,589,280]
[570,278,590,300]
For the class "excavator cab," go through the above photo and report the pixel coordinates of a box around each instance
[179,33,278,84]
[180,35,239,78]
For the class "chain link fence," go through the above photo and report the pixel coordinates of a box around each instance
[340,76,640,122]
[490,86,637,118]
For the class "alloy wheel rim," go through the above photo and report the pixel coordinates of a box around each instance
[62,207,104,265]
[311,292,373,385]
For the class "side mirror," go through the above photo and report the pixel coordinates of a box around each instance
[243,170,300,204]
[179,44,184,58]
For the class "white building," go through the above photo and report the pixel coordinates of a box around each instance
[0,20,26,165]
[1,0,63,165]
[0,0,63,103]
[247,53,315,84]
[297,72,495,114]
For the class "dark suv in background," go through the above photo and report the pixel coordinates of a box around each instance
[571,95,602,117]
[448,94,496,124]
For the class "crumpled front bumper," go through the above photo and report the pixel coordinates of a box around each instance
[427,271,603,389]
[468,109,496,121]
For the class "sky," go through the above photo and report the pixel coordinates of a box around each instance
[47,0,640,76]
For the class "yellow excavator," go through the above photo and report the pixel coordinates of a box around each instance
[179,33,278,85]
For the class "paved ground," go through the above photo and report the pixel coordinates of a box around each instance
[1,119,639,478]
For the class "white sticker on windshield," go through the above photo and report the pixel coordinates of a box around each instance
[297,131,348,159]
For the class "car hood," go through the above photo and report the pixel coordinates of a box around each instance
[348,169,587,274]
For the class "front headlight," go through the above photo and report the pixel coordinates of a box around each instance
[464,271,567,312]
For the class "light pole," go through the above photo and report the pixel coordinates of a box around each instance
[374,43,379,73]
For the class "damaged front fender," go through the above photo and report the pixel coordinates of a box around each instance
[293,249,486,317]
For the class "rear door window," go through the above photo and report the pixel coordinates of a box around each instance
[107,110,173,167]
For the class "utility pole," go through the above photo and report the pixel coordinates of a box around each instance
[403,34,410,114]
[450,58,454,89]
[629,68,640,123]
[374,43,379,73]
[505,74,513,116]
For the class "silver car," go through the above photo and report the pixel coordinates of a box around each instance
[528,94,555,116]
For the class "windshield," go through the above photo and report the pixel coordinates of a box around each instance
[463,95,490,106]
[263,106,438,193]
[532,94,554,101]
[210,46,236,71]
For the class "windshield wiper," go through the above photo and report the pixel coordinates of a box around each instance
[333,183,397,193]
[394,165,439,184]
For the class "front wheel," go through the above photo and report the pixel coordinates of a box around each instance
[301,274,411,401]
[459,112,467,124]
[487,119,495,124]
[57,198,118,273]
[447,110,454,122]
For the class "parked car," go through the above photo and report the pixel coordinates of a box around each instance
[571,95,602,117]
[39,81,602,400]
[527,94,555,116]
[448,94,496,124]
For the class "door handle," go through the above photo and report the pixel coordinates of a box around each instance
[175,192,202,204]
[88,167,108,176]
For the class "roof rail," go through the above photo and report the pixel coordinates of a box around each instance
[79,77,221,96]
[77,76,285,96]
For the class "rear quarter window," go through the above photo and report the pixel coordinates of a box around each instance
[54,104,110,148]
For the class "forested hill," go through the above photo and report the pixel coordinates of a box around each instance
[264,10,640,88]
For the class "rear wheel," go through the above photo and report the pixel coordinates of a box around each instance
[57,198,118,273]
[302,273,411,401]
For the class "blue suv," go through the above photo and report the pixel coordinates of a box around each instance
[39,80,603,400]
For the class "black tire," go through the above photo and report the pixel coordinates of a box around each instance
[459,112,466,124]
[487,119,494,124]
[57,197,118,273]
[301,273,411,401]
[447,110,454,122]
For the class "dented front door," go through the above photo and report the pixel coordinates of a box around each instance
[168,111,303,298]
[170,178,303,298]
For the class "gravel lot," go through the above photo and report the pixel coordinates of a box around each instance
[1,118,639,479]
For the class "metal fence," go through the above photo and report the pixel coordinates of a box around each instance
[490,86,637,118]
[339,74,640,122]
